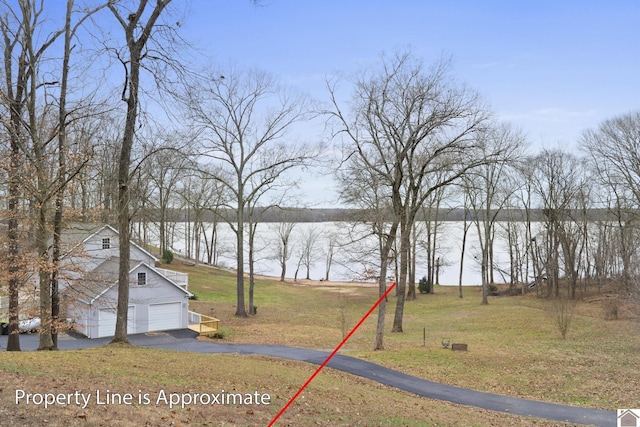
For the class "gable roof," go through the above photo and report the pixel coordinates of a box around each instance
[66,258,192,305]
[61,223,159,263]
[70,257,120,303]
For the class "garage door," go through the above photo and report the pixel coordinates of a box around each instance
[148,302,182,332]
[98,306,135,338]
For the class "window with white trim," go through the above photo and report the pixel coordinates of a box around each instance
[102,238,111,249]
[137,272,147,286]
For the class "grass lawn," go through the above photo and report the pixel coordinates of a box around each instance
[1,261,636,426]
[177,262,640,411]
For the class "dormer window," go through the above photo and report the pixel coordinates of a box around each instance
[102,238,111,249]
[137,272,147,286]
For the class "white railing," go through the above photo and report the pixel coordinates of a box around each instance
[156,268,188,290]
[188,310,201,325]
[187,310,219,335]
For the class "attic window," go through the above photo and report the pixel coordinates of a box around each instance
[137,272,147,286]
[102,238,111,249]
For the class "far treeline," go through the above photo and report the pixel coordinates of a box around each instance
[138,207,630,224]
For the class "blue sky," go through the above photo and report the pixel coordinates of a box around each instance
[183,1,639,147]
[178,1,639,206]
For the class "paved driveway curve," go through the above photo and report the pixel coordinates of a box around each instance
[1,331,615,426]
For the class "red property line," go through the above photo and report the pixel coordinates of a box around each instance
[268,281,397,427]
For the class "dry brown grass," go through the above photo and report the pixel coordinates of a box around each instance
[180,263,640,411]
[0,345,582,426]
[1,262,635,426]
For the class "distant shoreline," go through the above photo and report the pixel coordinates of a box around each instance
[133,207,623,224]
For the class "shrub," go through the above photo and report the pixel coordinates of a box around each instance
[419,276,431,294]
[547,296,576,339]
[161,249,174,264]
[488,283,499,296]
[208,326,228,340]
[337,293,351,339]
[603,299,619,320]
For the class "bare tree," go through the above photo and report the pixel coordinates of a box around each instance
[335,145,395,349]
[0,0,103,351]
[558,171,591,300]
[178,167,228,265]
[498,189,530,295]
[324,231,338,281]
[247,200,281,315]
[50,0,106,349]
[0,0,85,351]
[107,0,174,343]
[272,221,296,282]
[598,185,639,293]
[582,111,640,208]
[184,67,313,317]
[299,226,320,280]
[528,149,585,299]
[581,111,640,292]
[513,157,544,294]
[457,195,472,298]
[419,183,449,295]
[328,50,491,335]
[144,142,188,256]
[462,122,525,304]
[0,0,32,350]
[82,113,124,223]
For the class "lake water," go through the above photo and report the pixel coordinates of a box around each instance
[142,221,528,286]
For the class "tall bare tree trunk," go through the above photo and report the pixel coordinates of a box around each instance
[109,0,172,343]
[43,0,81,351]
[392,214,409,332]
[2,5,30,351]
[480,230,490,305]
[426,221,432,289]
[235,181,247,317]
[374,221,398,350]
[52,0,104,347]
[430,221,438,293]
[114,64,137,342]
[6,147,22,351]
[248,217,257,315]
[409,224,417,294]
[36,205,55,350]
[406,227,416,300]
[459,211,470,298]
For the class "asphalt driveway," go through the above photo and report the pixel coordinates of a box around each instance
[1,330,616,426]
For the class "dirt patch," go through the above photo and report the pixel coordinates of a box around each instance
[250,274,379,295]
[253,273,377,288]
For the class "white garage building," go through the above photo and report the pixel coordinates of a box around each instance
[61,224,192,339]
